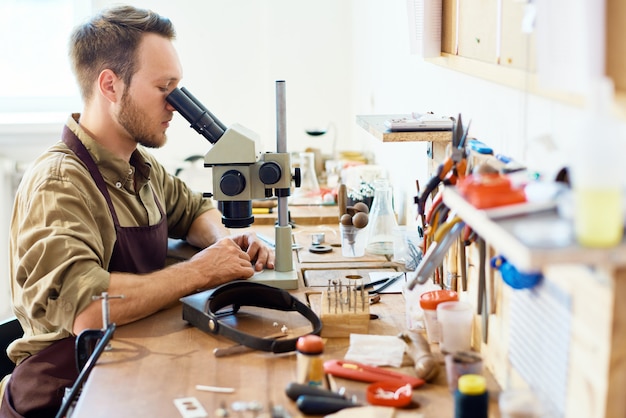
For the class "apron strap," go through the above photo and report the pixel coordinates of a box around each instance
[61,125,121,226]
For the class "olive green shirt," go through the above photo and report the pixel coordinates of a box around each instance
[8,114,214,364]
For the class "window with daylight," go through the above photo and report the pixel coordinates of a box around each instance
[0,0,91,115]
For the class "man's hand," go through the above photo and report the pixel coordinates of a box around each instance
[188,237,257,286]
[230,232,275,271]
[185,210,275,272]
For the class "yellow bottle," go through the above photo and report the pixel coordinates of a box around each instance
[574,188,623,247]
[572,77,624,248]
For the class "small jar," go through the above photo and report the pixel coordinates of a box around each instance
[296,335,324,386]
[419,290,459,343]
[454,374,488,418]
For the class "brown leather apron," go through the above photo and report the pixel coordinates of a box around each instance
[1,126,168,417]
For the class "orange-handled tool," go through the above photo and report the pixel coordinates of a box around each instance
[323,359,425,388]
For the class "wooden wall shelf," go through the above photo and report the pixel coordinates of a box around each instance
[442,186,626,271]
[356,114,453,143]
[426,54,585,108]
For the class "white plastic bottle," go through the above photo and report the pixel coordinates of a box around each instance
[572,77,624,248]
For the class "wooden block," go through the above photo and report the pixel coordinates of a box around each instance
[303,268,397,287]
[320,290,369,337]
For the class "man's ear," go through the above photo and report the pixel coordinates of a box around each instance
[97,69,123,103]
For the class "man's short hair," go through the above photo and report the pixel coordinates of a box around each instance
[69,5,176,102]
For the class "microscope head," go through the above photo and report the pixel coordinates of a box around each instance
[166,87,295,229]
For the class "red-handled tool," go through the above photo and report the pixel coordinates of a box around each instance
[323,360,425,388]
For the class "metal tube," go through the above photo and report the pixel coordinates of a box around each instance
[274,80,293,273]
[275,80,289,227]
[276,80,287,153]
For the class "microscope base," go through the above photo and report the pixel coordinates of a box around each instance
[250,269,299,290]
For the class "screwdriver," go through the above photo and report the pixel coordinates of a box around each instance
[284,382,345,401]
[296,396,360,415]
[285,382,359,415]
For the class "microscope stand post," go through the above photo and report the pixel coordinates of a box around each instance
[250,80,299,289]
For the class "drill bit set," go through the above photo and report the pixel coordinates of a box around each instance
[320,277,370,337]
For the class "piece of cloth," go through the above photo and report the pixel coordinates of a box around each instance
[1,114,215,417]
[344,334,407,368]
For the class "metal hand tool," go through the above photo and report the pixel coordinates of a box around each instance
[296,396,359,415]
[355,277,391,291]
[416,114,471,216]
[323,359,425,388]
[407,218,465,290]
[57,324,116,418]
[459,235,468,291]
[368,273,405,294]
[477,237,488,344]
[284,382,346,401]
[213,331,287,357]
[92,291,125,330]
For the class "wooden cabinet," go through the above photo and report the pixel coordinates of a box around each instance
[437,0,626,114]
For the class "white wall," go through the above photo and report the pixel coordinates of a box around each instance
[92,0,356,171]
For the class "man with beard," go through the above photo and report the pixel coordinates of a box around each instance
[0,5,275,417]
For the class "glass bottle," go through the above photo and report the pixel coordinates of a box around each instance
[366,179,397,254]
[291,152,322,205]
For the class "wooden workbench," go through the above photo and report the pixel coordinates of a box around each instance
[70,219,502,417]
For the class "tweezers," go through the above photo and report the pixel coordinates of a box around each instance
[368,273,405,294]
[355,276,391,291]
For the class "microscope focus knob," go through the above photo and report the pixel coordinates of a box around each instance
[220,170,246,196]
[259,161,282,185]
[293,167,302,188]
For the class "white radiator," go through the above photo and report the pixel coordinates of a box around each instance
[509,279,572,418]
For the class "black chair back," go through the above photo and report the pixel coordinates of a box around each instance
[0,318,23,378]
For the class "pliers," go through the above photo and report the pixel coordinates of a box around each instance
[416,114,471,216]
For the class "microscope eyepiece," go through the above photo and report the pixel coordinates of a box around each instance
[166,87,226,144]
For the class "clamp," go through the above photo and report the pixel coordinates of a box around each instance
[75,292,124,372]
[92,292,125,330]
